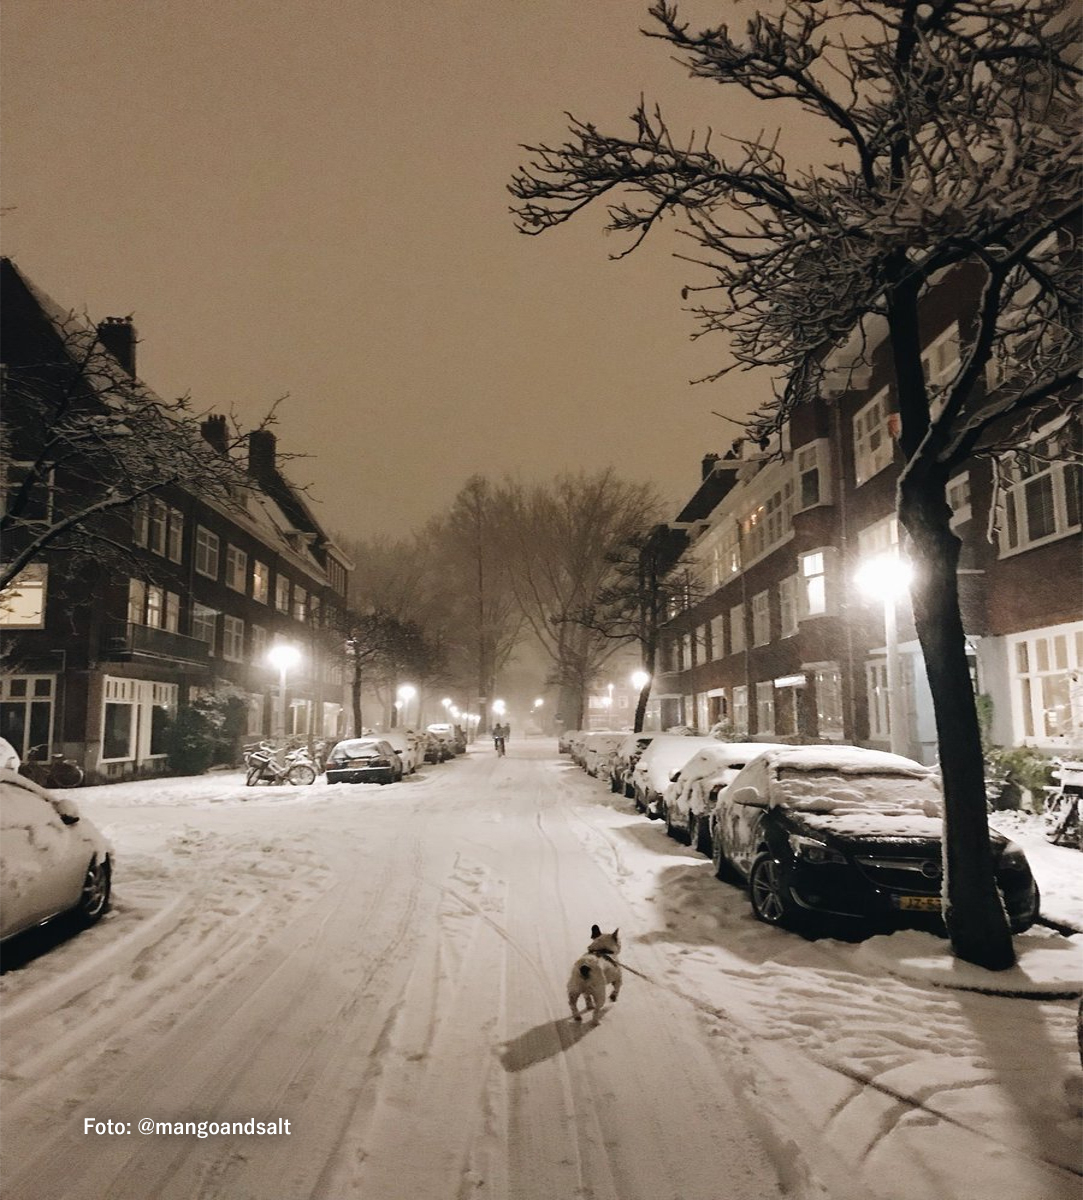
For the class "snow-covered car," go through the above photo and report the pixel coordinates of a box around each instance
[662,741,787,853]
[325,738,405,785]
[566,730,591,766]
[609,733,655,797]
[631,734,721,819]
[422,732,452,763]
[557,728,582,754]
[426,723,464,755]
[0,768,113,943]
[710,745,1041,934]
[580,731,627,778]
[381,730,424,775]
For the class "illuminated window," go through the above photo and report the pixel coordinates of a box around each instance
[853,390,894,485]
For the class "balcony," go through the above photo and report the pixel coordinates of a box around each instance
[101,621,211,665]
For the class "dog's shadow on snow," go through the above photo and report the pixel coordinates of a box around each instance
[499,1017,598,1072]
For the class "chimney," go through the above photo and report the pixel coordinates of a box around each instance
[201,414,229,456]
[701,452,720,480]
[97,316,137,376]
[248,429,277,482]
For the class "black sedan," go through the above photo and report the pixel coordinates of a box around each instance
[710,745,1040,934]
[325,738,404,785]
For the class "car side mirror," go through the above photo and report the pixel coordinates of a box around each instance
[731,785,766,808]
[60,812,80,826]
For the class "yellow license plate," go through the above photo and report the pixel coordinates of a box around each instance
[897,895,941,912]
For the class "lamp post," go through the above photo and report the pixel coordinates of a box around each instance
[855,552,913,757]
[397,683,417,729]
[267,643,302,740]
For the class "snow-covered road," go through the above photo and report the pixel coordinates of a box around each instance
[2,741,1080,1200]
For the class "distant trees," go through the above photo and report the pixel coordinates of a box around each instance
[491,470,662,730]
[509,0,1081,969]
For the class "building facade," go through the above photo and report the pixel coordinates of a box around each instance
[1,259,353,781]
[655,319,1081,761]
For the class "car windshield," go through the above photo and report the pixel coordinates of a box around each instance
[776,768,942,817]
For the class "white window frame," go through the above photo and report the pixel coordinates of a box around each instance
[222,614,245,662]
[194,527,220,580]
[947,471,972,529]
[1009,623,1083,745]
[275,575,291,614]
[812,664,844,737]
[751,589,771,647]
[225,544,248,593]
[755,681,775,734]
[252,560,269,605]
[799,548,836,619]
[191,603,217,652]
[999,422,1081,557]
[794,439,831,511]
[729,604,746,655]
[853,389,894,486]
[921,321,961,417]
[166,507,184,563]
[732,685,748,734]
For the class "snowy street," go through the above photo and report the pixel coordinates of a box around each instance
[2,740,1080,1200]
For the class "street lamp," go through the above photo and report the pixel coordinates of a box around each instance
[855,552,913,756]
[631,670,650,691]
[492,698,506,717]
[397,683,417,728]
[267,643,302,739]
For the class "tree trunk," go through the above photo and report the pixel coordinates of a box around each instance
[351,664,364,737]
[899,480,1016,970]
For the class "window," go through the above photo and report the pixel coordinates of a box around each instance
[710,614,726,660]
[146,585,164,629]
[191,603,217,651]
[947,472,972,528]
[252,560,270,604]
[853,389,894,485]
[0,674,54,761]
[742,479,795,564]
[148,500,167,556]
[101,677,177,762]
[293,585,307,622]
[164,591,180,633]
[813,665,844,736]
[1000,423,1082,556]
[0,564,48,629]
[752,590,771,647]
[756,682,775,734]
[222,615,245,662]
[1011,625,1083,743]
[866,661,889,740]
[102,702,134,761]
[921,321,961,416]
[251,624,268,663]
[132,501,149,547]
[794,440,831,511]
[729,604,746,655]
[732,686,748,733]
[226,545,248,592]
[779,575,798,638]
[195,527,220,579]
[275,575,291,614]
[799,549,836,618]
[128,578,146,625]
[166,508,184,562]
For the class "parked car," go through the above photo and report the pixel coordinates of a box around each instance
[382,730,423,775]
[580,731,627,778]
[709,745,1041,933]
[610,733,655,797]
[426,723,462,755]
[558,728,582,754]
[325,738,405,785]
[0,768,113,943]
[662,741,787,853]
[422,732,451,763]
[631,734,721,818]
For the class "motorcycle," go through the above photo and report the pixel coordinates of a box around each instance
[243,741,317,787]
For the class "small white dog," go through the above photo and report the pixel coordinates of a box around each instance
[567,925,622,1023]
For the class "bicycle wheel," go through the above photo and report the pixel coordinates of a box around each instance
[50,759,85,789]
[287,763,316,786]
[246,765,264,787]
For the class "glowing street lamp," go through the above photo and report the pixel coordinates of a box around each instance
[397,683,418,728]
[267,643,302,739]
[631,670,650,692]
[855,552,913,757]
[492,698,506,717]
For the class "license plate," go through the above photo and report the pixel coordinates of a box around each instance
[896,895,941,912]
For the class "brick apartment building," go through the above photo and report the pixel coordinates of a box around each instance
[653,306,1081,763]
[0,259,354,781]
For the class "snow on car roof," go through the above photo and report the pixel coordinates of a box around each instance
[764,744,931,777]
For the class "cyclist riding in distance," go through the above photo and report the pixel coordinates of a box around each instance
[493,722,507,756]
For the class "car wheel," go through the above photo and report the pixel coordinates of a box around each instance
[664,803,680,840]
[76,857,111,927]
[688,814,704,854]
[610,775,621,794]
[711,825,731,880]
[749,853,798,927]
[287,764,316,786]
[246,765,262,787]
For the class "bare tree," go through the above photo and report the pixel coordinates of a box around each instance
[510,1,1081,968]
[493,471,662,730]
[427,476,523,730]
[2,303,267,594]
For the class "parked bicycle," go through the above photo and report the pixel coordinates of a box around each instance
[1043,758,1082,849]
[18,745,85,789]
[243,741,316,787]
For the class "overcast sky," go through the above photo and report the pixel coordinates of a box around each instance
[2,0,801,540]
